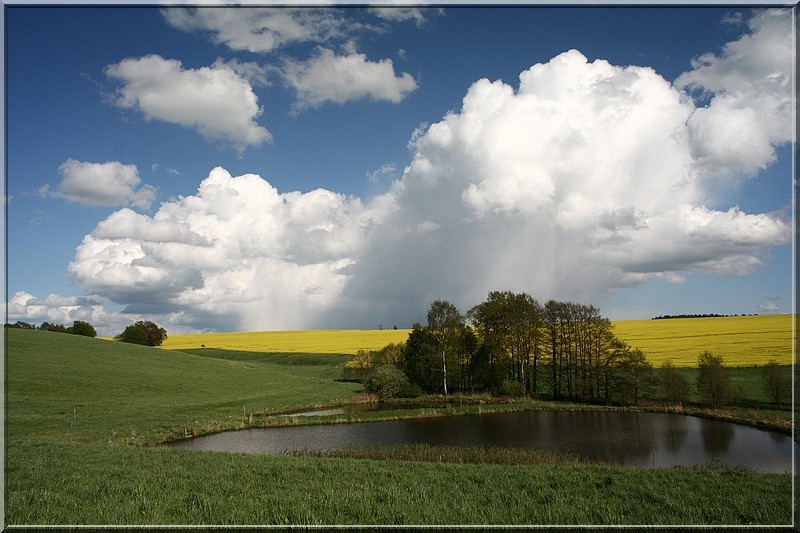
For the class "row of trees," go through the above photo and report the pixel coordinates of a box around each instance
[4,320,97,337]
[355,292,791,408]
[4,319,168,347]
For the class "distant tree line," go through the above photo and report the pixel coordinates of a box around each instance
[4,318,169,347]
[651,313,757,320]
[4,320,97,337]
[351,292,791,409]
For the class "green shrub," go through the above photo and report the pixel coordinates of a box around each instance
[363,366,411,399]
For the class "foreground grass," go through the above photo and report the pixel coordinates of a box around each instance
[289,443,604,465]
[6,439,792,526]
[4,329,794,526]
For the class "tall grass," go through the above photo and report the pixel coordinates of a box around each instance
[6,439,792,526]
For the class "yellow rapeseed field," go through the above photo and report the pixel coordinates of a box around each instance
[612,314,794,367]
[162,314,794,367]
[160,329,412,354]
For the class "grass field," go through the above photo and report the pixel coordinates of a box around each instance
[161,314,795,367]
[4,328,794,526]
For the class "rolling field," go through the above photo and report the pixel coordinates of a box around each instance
[4,329,793,526]
[161,314,795,367]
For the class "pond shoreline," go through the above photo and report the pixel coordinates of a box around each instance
[156,396,793,447]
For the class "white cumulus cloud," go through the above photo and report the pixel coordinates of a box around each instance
[105,55,271,151]
[278,47,418,111]
[69,167,387,331]
[47,159,156,209]
[676,8,793,175]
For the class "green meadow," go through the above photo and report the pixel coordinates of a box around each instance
[4,328,794,526]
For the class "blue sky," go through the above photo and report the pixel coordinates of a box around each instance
[3,4,795,335]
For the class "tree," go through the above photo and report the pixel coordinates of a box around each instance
[468,291,543,394]
[6,321,35,329]
[39,322,67,333]
[402,324,442,393]
[426,300,464,395]
[696,351,732,408]
[659,360,689,404]
[613,346,653,405]
[117,320,167,346]
[67,320,96,338]
[761,360,790,407]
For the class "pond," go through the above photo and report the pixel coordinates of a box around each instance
[164,410,793,473]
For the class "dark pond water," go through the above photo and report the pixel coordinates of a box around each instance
[164,410,793,472]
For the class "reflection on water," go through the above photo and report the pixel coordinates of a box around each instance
[165,410,792,473]
[700,418,734,455]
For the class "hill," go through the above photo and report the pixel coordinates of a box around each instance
[6,328,359,445]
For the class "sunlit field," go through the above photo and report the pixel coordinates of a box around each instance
[612,314,794,367]
[160,329,412,354]
[161,315,794,368]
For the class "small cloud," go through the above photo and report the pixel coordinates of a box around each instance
[278,47,417,112]
[105,54,271,152]
[758,302,780,312]
[47,159,156,209]
[166,168,182,176]
[369,7,438,27]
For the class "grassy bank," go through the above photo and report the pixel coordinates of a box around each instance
[4,329,794,526]
[6,438,791,526]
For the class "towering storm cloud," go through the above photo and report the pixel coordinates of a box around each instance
[66,12,792,331]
